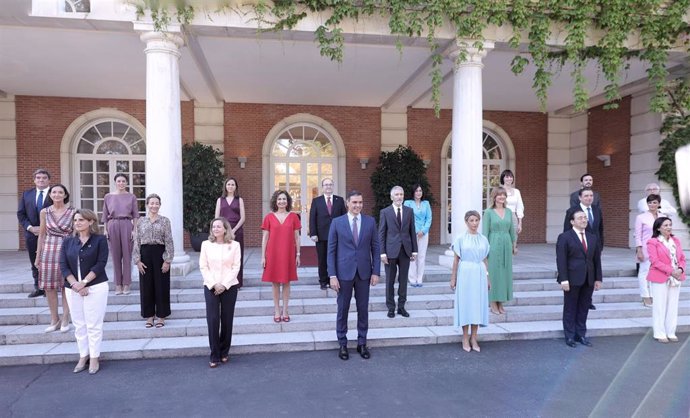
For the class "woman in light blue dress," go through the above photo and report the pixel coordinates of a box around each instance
[450,210,490,353]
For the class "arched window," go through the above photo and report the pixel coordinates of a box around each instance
[74,120,146,222]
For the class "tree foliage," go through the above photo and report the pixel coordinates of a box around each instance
[370,146,435,221]
[182,142,225,234]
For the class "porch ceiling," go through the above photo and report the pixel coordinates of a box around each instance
[0,1,680,113]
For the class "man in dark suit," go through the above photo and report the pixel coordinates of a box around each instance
[379,185,417,318]
[328,190,380,360]
[17,168,51,298]
[569,173,601,208]
[557,209,602,347]
[309,178,346,289]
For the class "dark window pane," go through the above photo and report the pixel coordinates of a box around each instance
[80,160,93,171]
[77,140,94,154]
[98,140,128,155]
[96,122,112,139]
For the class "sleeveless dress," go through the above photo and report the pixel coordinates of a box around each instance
[483,208,517,303]
[39,206,75,290]
[261,212,301,283]
[219,196,244,287]
[452,233,490,327]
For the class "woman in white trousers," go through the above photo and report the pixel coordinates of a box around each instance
[60,209,109,374]
[404,184,432,287]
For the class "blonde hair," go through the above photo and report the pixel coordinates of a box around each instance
[464,210,481,222]
[207,217,235,243]
[489,187,507,209]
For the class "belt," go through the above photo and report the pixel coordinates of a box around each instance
[110,217,132,220]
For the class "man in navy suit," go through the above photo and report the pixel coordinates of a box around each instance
[17,168,51,298]
[557,210,603,348]
[379,185,417,318]
[309,178,346,289]
[328,190,380,360]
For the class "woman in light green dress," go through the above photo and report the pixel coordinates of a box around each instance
[483,187,517,315]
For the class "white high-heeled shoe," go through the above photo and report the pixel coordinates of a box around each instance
[60,321,71,333]
[44,322,59,333]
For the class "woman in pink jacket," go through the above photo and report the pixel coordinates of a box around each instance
[646,216,686,343]
[200,217,241,368]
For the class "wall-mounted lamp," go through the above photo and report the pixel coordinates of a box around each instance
[237,156,247,169]
[423,159,431,169]
[359,158,369,170]
[596,154,611,167]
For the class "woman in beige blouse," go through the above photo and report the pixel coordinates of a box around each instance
[133,194,174,328]
[199,217,241,368]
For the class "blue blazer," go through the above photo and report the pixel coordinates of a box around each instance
[556,229,602,286]
[17,188,49,238]
[327,214,380,281]
[60,234,109,287]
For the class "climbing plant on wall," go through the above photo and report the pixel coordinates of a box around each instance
[130,0,690,116]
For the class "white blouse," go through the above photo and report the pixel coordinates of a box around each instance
[505,187,525,219]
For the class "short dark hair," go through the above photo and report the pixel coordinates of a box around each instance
[73,209,100,235]
[651,216,672,238]
[146,193,161,205]
[646,193,661,204]
[48,184,70,204]
[221,177,241,198]
[270,190,292,212]
[569,209,585,222]
[410,183,424,197]
[580,173,593,182]
[114,173,128,183]
[578,187,593,197]
[347,190,362,201]
[500,170,515,185]
[33,169,51,179]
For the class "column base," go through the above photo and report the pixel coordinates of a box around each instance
[171,253,196,277]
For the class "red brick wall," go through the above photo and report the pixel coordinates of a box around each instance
[15,96,194,249]
[224,103,381,246]
[587,97,631,248]
[408,109,548,244]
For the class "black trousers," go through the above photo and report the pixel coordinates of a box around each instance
[204,285,238,362]
[562,281,594,340]
[25,233,39,288]
[385,252,410,311]
[139,244,171,318]
[336,273,370,346]
[315,240,329,285]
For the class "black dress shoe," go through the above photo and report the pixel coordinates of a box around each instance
[28,289,45,298]
[356,344,370,359]
[576,336,592,347]
[565,338,577,348]
[338,346,349,360]
[387,310,395,318]
[320,283,328,290]
[589,304,596,310]
[397,308,410,317]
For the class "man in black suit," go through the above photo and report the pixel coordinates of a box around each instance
[556,210,602,347]
[17,168,51,298]
[379,185,417,318]
[309,178,347,289]
[569,173,601,208]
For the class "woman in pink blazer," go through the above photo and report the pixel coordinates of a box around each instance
[646,217,686,343]
[200,217,241,368]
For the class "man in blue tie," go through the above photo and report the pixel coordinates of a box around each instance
[17,168,51,298]
[328,190,380,360]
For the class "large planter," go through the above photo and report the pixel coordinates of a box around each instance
[190,232,207,252]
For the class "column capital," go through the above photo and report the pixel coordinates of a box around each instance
[134,22,184,56]
[447,39,494,70]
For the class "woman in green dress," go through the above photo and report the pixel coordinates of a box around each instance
[483,187,517,315]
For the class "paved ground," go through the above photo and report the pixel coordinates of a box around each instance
[2,334,688,418]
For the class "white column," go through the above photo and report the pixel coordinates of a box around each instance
[136,23,191,273]
[449,40,493,238]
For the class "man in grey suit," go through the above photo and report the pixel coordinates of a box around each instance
[379,185,417,318]
[17,168,51,298]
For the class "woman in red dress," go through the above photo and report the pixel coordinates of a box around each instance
[261,190,301,322]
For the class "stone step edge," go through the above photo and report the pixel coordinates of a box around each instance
[0,317,686,366]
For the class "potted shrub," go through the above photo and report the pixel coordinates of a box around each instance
[182,142,225,251]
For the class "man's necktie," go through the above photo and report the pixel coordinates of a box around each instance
[396,207,402,228]
[587,207,593,224]
[37,190,44,210]
[580,232,587,252]
[352,216,358,246]
[327,196,332,215]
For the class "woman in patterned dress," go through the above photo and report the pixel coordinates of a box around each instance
[35,184,75,333]
[261,190,301,322]
[214,177,245,288]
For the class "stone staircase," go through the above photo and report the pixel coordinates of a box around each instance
[1,260,689,366]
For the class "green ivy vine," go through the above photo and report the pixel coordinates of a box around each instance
[132,0,689,117]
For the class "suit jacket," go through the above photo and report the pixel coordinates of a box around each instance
[378,205,417,259]
[309,194,346,241]
[199,240,241,290]
[569,190,601,208]
[556,229,602,286]
[327,214,380,281]
[646,236,687,283]
[60,234,109,287]
[17,188,49,238]
[564,205,604,249]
